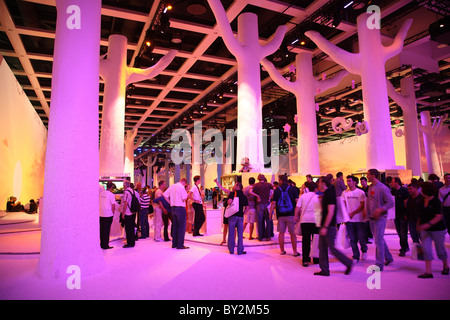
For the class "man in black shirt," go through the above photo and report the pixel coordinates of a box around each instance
[314,176,353,276]
[271,175,300,256]
[391,177,410,256]
[405,183,423,244]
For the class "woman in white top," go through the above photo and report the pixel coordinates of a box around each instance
[295,181,321,267]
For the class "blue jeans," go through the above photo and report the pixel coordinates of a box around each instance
[318,226,352,275]
[346,222,368,260]
[228,215,244,254]
[171,206,186,249]
[256,203,270,240]
[370,215,393,270]
[139,207,149,238]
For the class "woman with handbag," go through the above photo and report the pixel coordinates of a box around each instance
[226,183,249,255]
[295,181,320,267]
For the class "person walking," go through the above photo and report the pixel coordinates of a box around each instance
[314,176,353,276]
[342,175,367,263]
[164,178,189,249]
[438,173,450,236]
[417,181,449,278]
[366,169,394,271]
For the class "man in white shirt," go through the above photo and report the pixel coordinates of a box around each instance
[342,175,367,263]
[189,175,206,237]
[100,182,116,249]
[164,178,189,249]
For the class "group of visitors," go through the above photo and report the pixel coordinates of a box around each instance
[6,196,38,214]
[98,170,449,279]
[99,176,206,251]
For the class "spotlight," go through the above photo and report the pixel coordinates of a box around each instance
[143,31,155,53]
[171,32,182,44]
[343,1,353,9]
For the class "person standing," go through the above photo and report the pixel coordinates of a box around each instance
[153,181,166,242]
[342,175,367,263]
[332,172,347,223]
[164,178,189,249]
[438,173,450,236]
[251,174,273,241]
[153,193,172,242]
[271,175,300,257]
[139,188,151,239]
[295,181,320,266]
[417,181,449,278]
[243,177,257,240]
[366,169,394,271]
[314,176,353,276]
[121,180,139,248]
[405,183,423,244]
[190,175,206,237]
[100,181,116,249]
[227,183,248,255]
[390,177,410,256]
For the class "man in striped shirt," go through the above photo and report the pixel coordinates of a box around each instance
[139,188,151,239]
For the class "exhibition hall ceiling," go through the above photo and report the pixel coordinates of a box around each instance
[1,0,449,158]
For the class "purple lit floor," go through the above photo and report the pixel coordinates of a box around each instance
[1,209,449,300]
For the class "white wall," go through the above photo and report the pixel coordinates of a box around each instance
[0,55,47,209]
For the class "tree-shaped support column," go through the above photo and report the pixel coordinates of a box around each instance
[419,111,447,177]
[306,13,412,170]
[124,128,143,182]
[386,76,422,176]
[207,0,286,172]
[37,0,105,279]
[262,53,348,175]
[99,34,177,177]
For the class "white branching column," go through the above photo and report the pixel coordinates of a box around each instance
[124,128,143,183]
[262,53,348,175]
[207,0,286,172]
[386,76,422,176]
[306,13,412,170]
[99,34,177,177]
[37,0,105,279]
[419,111,447,177]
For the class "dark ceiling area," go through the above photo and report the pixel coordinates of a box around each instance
[1,0,449,164]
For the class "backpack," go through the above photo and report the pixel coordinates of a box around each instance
[278,185,293,214]
[126,189,141,213]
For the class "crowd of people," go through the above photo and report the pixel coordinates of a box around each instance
[98,170,450,279]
